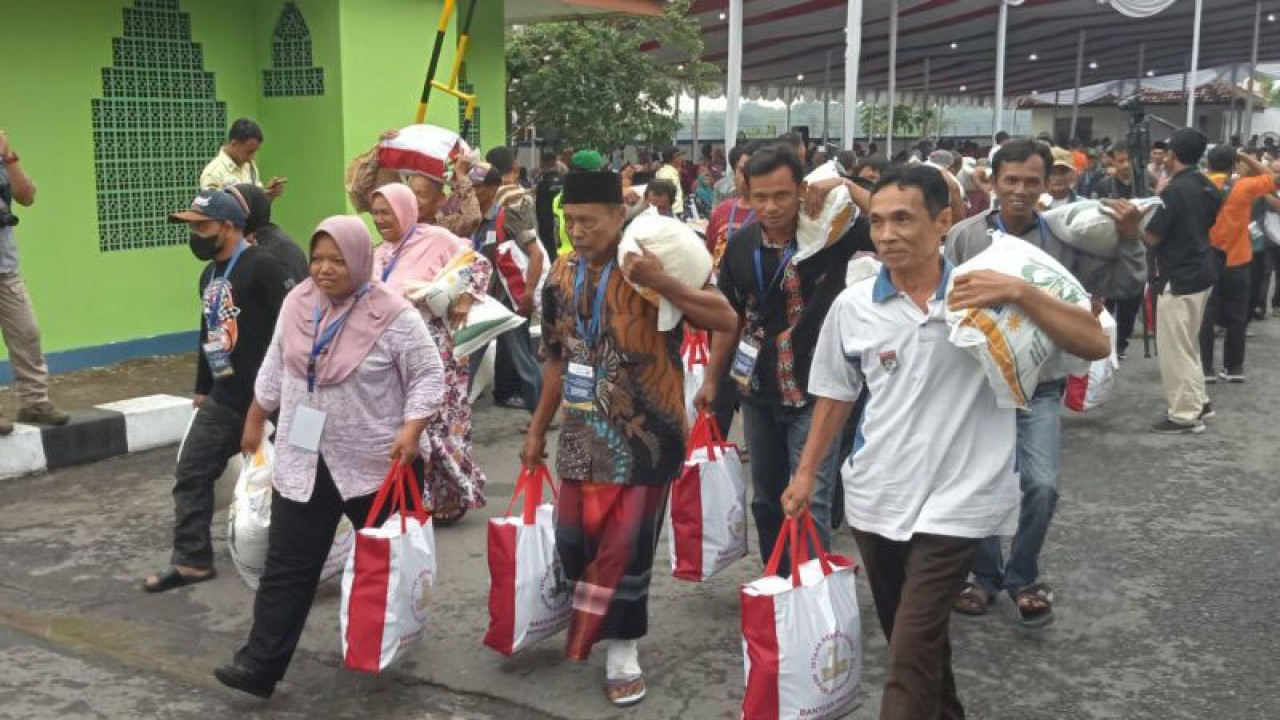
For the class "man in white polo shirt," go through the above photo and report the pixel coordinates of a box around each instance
[782,165,1108,720]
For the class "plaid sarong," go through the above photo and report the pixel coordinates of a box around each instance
[555,480,671,660]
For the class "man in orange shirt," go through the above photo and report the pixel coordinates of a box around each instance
[1200,146,1278,383]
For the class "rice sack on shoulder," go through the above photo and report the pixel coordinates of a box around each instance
[945,231,1091,409]
[618,214,714,331]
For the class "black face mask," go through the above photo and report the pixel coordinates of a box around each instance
[188,231,223,261]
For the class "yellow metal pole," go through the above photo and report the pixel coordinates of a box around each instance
[415,0,457,123]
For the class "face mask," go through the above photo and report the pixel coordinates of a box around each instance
[188,230,223,261]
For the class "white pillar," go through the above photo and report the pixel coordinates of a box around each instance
[1245,1,1262,138]
[1186,0,1203,127]
[886,0,899,157]
[1069,29,1085,140]
[692,94,700,163]
[993,1,1009,142]
[725,0,744,144]
[923,57,931,141]
[823,50,832,147]
[843,0,862,150]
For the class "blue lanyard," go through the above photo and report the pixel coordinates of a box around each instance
[727,204,756,235]
[994,213,1049,249]
[573,259,614,351]
[206,240,247,330]
[753,242,795,301]
[307,286,368,393]
[380,228,417,282]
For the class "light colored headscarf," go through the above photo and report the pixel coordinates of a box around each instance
[370,183,469,294]
[279,216,410,387]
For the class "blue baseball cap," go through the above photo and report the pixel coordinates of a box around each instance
[168,188,249,228]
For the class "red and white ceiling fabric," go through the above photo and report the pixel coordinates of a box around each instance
[665,0,1271,100]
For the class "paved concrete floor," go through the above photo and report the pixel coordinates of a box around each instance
[1,322,1279,719]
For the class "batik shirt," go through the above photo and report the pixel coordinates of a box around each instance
[541,251,686,486]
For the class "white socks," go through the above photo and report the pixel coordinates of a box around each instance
[606,639,642,679]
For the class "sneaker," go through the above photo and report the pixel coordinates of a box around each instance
[1273,307,1280,317]
[1151,418,1206,435]
[1204,374,1218,385]
[1117,350,1128,361]
[17,403,70,426]
[1199,403,1216,421]
[1246,328,1258,338]
[1218,370,1246,384]
[0,412,12,436]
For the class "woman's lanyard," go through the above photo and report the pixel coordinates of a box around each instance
[206,241,247,330]
[993,213,1049,249]
[727,204,756,236]
[573,259,614,351]
[307,288,367,394]
[753,242,795,305]
[380,228,417,282]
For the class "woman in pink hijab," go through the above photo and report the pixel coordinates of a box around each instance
[217,216,444,699]
[370,182,490,524]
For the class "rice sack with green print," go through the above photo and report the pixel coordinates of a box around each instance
[945,230,1092,410]
[1039,197,1162,258]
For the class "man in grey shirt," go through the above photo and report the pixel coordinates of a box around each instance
[0,131,69,435]
[946,138,1144,628]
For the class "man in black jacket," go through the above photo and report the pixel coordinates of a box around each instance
[236,183,308,282]
[143,187,295,592]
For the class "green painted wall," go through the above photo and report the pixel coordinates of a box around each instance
[0,0,506,367]
[466,0,508,153]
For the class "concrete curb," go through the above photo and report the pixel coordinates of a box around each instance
[0,394,192,479]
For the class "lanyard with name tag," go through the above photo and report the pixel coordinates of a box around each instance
[563,260,613,407]
[290,289,367,452]
[731,242,794,391]
[202,241,247,378]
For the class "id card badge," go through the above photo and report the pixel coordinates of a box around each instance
[484,229,498,248]
[729,337,761,390]
[202,328,234,378]
[563,361,597,409]
[289,405,327,452]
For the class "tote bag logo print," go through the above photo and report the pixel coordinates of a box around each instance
[411,566,435,624]
[538,555,571,613]
[809,631,858,696]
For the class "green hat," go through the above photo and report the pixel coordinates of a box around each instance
[570,149,605,171]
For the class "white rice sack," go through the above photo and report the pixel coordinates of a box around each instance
[619,214,713,331]
[1040,197,1163,259]
[845,254,882,287]
[377,124,471,182]
[945,231,1092,409]
[797,165,857,263]
[405,249,478,319]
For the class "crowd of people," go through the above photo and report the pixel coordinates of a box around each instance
[4,108,1277,717]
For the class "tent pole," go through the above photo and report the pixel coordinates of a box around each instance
[1186,0,1202,127]
[786,88,793,134]
[725,0,743,144]
[844,0,862,150]
[823,50,832,147]
[692,94,700,165]
[923,57,931,141]
[1069,29,1085,141]
[1226,65,1239,142]
[1245,1,1261,139]
[886,0,899,158]
[1136,42,1145,93]
[993,0,1008,142]
[1052,90,1060,142]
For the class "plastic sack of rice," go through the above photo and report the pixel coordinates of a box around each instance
[945,231,1092,409]
[1039,197,1163,258]
[797,166,857,262]
[618,214,713,331]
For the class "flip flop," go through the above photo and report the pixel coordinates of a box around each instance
[1015,584,1055,628]
[142,566,217,593]
[606,675,647,707]
[954,581,994,616]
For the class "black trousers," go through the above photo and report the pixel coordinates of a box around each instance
[1105,294,1143,355]
[1271,245,1280,309]
[1249,249,1272,318]
[493,322,543,411]
[171,397,244,568]
[854,531,979,720]
[1199,262,1250,375]
[234,455,423,681]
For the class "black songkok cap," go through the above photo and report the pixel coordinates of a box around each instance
[562,170,622,205]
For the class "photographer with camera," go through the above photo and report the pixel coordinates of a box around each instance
[0,130,69,435]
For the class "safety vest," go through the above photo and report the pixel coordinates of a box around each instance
[552,191,572,257]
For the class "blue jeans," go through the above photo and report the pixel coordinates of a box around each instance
[741,397,842,575]
[972,380,1063,599]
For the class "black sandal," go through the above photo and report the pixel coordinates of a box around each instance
[142,566,216,593]
[1015,583,1055,627]
[954,581,994,616]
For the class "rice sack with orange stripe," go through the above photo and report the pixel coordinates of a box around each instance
[945,230,1091,410]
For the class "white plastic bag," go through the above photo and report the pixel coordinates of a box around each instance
[228,442,274,589]
[741,512,862,720]
[1064,310,1118,412]
[946,231,1092,409]
[483,466,570,655]
[668,413,748,582]
[681,329,710,428]
[341,464,436,673]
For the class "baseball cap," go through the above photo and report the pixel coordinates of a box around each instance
[168,188,248,227]
[1050,147,1075,170]
[569,149,605,171]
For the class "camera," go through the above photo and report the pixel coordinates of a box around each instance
[0,209,16,228]
[1118,96,1145,120]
